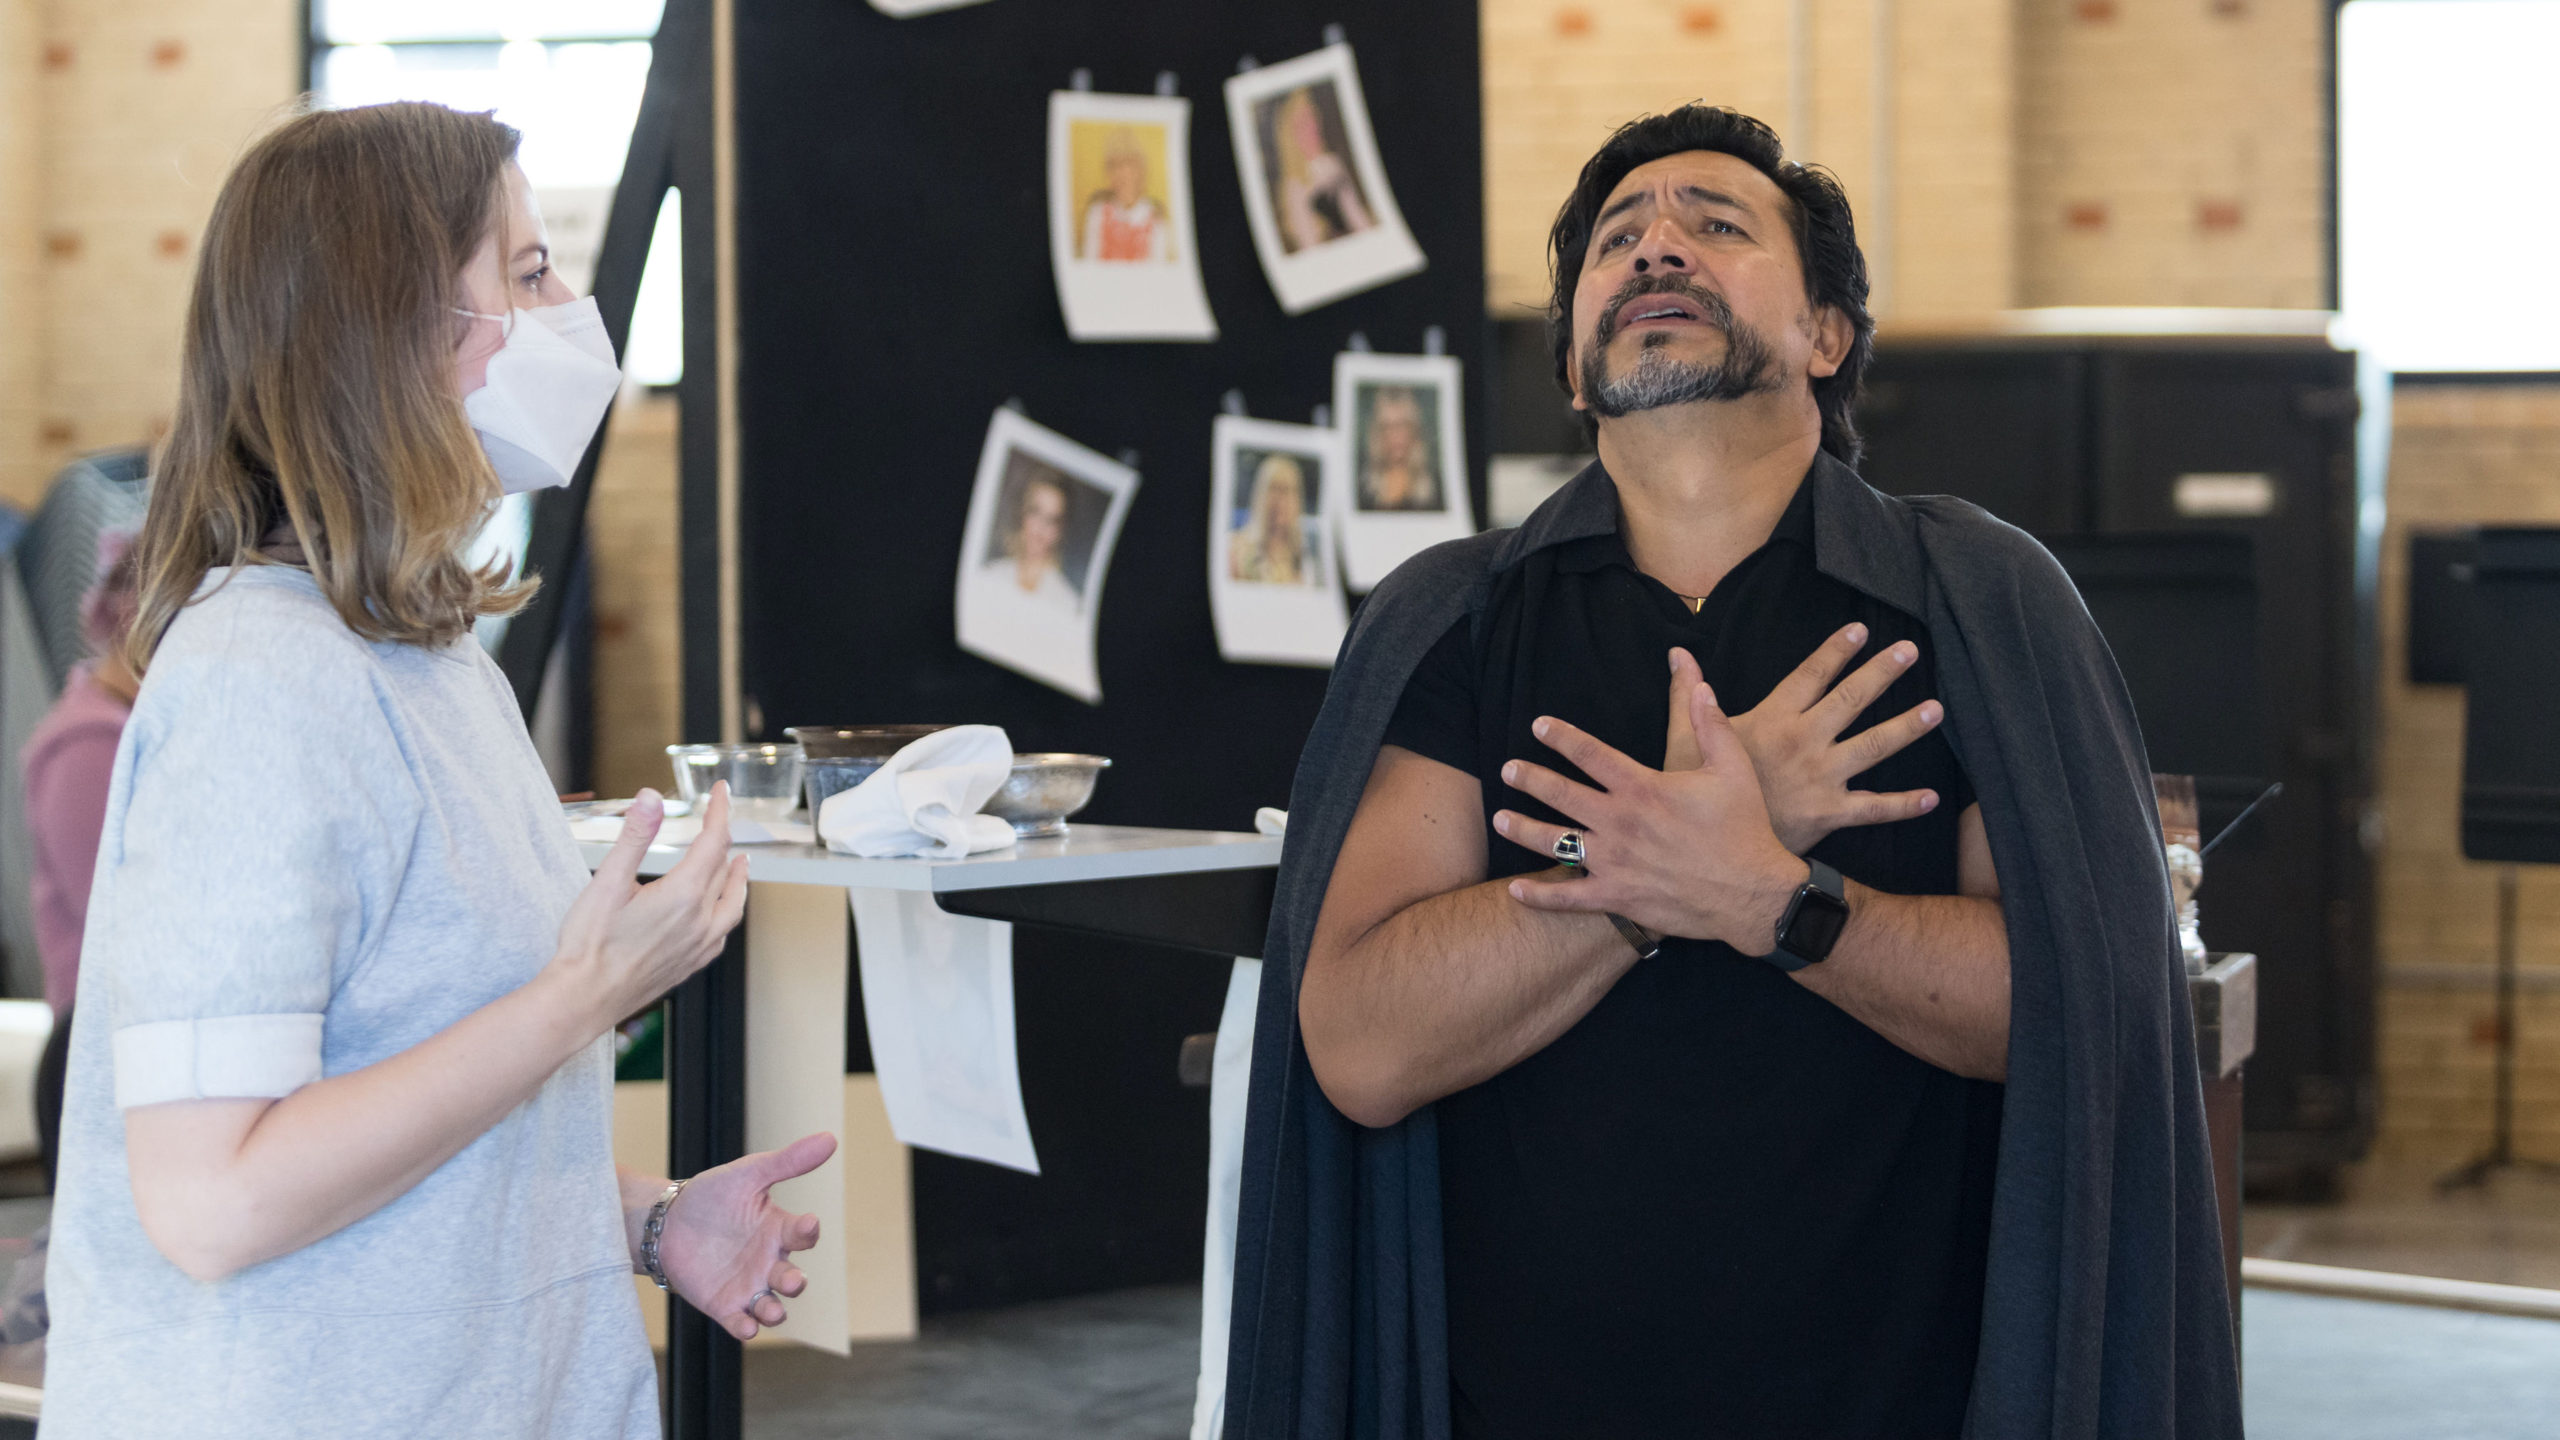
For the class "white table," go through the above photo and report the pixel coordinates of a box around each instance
[584,824,1281,1440]
[580,822,1279,890]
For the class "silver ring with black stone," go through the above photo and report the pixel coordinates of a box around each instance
[1551,829,1587,868]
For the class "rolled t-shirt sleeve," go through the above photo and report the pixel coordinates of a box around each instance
[95,632,420,1109]
[1379,618,1479,777]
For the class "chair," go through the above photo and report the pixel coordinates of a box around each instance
[0,449,151,1001]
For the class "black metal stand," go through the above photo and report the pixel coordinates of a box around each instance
[663,920,750,1440]
[2437,868,2560,1191]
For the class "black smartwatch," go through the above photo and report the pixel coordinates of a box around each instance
[1759,858,1850,972]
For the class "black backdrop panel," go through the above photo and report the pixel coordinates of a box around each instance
[734,1,1483,1309]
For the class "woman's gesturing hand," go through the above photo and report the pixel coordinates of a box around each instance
[659,1133,838,1341]
[1714,629,1945,854]
[549,783,752,1031]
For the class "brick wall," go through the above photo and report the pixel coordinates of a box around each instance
[0,0,44,506]
[2371,383,2560,1162]
[2015,0,2328,308]
[1480,0,2015,324]
[590,393,683,799]
[1483,0,2330,321]
[13,0,297,505]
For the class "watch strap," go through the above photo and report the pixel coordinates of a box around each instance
[1762,859,1850,972]
[1606,912,1663,961]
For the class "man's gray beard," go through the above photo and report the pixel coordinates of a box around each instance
[1582,327,1779,419]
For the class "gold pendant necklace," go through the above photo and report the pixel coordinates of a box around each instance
[1677,593,1707,614]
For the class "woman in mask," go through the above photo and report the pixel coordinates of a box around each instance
[41,102,832,1438]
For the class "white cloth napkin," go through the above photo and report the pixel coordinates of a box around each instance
[818,724,1019,859]
[1254,807,1288,837]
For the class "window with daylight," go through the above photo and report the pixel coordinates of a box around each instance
[307,0,684,386]
[2337,0,2560,373]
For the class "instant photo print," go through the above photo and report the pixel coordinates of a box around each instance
[1223,43,1426,314]
[1047,90,1218,341]
[1209,414,1350,666]
[955,408,1140,703]
[1329,350,1476,591]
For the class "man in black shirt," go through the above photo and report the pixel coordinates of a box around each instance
[1297,107,2009,1436]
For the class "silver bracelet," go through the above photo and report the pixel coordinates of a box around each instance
[640,1177,688,1291]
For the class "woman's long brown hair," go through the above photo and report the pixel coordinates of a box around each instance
[123,101,535,672]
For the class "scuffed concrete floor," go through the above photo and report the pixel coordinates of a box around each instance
[745,1286,1198,1440]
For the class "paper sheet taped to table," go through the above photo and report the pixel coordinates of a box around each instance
[849,889,1041,1174]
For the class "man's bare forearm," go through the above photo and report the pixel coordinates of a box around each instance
[1789,884,2009,1080]
[1302,870,1630,1128]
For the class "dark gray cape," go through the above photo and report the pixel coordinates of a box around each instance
[1224,454,2243,1439]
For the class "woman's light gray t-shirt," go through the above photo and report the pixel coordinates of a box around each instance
[43,567,655,1438]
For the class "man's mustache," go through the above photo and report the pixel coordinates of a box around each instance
[1596,275,1737,347]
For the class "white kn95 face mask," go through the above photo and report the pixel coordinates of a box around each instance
[457,296,623,494]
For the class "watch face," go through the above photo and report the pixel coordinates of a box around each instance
[1784,886,1852,964]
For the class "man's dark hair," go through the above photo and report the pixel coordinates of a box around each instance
[1547,105,1875,465]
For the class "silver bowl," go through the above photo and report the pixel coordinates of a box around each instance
[802,754,891,820]
[983,754,1112,838]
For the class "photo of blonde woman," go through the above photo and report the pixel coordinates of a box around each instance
[1354,383,1444,512]
[1256,84,1377,255]
[1076,125,1172,263]
[1223,43,1425,314]
[1228,451,1325,586]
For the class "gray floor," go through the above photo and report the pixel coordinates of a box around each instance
[2243,1289,2560,1440]
[745,1286,1199,1440]
[746,1284,2560,1440]
[0,1177,2550,1438]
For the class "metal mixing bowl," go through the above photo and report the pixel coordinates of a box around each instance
[801,755,893,821]
[785,724,955,759]
[983,754,1112,838]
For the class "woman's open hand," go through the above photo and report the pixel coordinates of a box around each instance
[549,783,752,1031]
[659,1133,838,1340]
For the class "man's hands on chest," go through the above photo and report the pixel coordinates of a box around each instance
[1493,641,2012,1080]
[1683,625,1947,855]
[1497,655,1809,954]
[1299,634,2010,1130]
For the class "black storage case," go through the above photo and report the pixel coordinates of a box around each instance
[1872,337,2377,1188]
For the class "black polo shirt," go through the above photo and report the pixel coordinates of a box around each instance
[1381,471,2003,1439]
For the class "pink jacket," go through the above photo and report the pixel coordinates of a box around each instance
[22,663,131,1014]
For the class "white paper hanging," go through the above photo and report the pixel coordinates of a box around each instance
[848,888,1040,1175]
